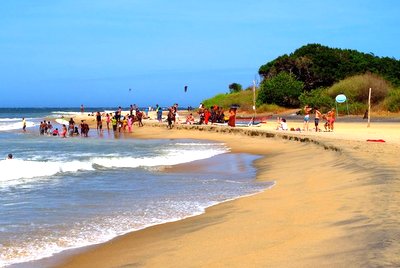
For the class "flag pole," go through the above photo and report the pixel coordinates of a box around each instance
[367,87,371,128]
[252,80,256,125]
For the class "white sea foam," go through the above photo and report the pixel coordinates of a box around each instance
[51,111,82,116]
[0,148,228,186]
[0,159,94,186]
[0,201,209,268]
[91,148,227,168]
[0,118,36,131]
[0,186,274,268]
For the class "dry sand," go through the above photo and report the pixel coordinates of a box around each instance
[50,117,400,268]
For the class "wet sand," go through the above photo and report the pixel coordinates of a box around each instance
[50,118,400,267]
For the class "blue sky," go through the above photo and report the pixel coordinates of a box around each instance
[0,0,399,108]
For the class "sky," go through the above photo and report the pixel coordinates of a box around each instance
[0,0,399,108]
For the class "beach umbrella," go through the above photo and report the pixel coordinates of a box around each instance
[335,94,349,116]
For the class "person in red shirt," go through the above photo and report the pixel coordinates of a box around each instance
[204,108,211,125]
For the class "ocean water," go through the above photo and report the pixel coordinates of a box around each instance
[0,108,273,267]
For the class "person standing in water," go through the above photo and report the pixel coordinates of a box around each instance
[22,118,26,132]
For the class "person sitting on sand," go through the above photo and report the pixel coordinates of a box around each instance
[276,117,288,131]
[185,113,195,124]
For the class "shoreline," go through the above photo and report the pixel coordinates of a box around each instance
[22,120,400,267]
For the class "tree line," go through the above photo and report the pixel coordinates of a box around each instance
[256,44,400,112]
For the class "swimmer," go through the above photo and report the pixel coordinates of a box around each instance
[7,153,13,159]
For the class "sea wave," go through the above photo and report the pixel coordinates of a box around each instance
[0,119,36,131]
[0,148,227,185]
[0,159,94,185]
[51,111,82,115]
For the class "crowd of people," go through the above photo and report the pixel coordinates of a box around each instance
[162,103,236,127]
[23,103,340,138]
[37,118,86,138]
[303,105,336,132]
[275,106,336,132]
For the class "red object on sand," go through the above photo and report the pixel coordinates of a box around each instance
[366,139,386,143]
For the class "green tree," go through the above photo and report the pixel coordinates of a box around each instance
[258,43,400,90]
[257,72,304,107]
[228,83,242,93]
[299,88,335,113]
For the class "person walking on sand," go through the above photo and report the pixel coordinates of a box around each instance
[314,107,322,132]
[303,105,312,131]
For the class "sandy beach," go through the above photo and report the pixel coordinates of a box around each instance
[48,116,400,268]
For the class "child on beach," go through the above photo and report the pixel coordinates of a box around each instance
[303,105,312,131]
[276,117,288,131]
[327,108,336,131]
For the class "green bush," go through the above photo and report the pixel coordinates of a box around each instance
[345,102,368,115]
[257,72,304,107]
[327,73,391,104]
[384,88,400,112]
[256,103,286,114]
[299,88,335,113]
[202,90,254,110]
